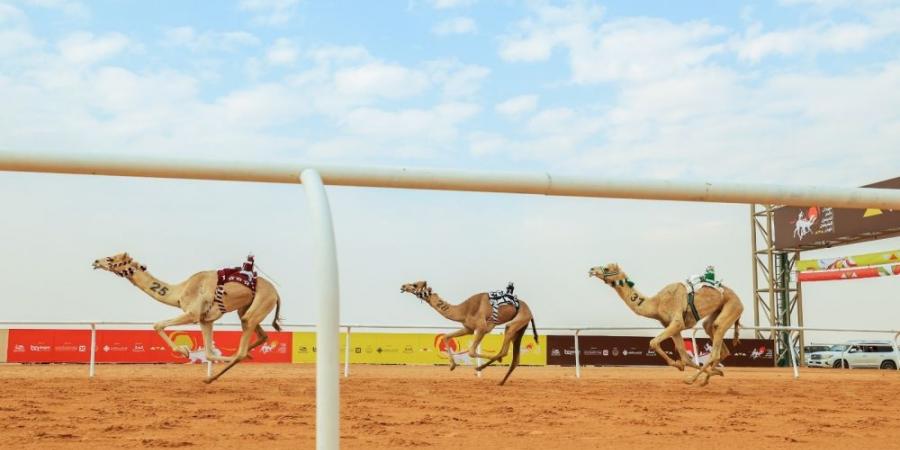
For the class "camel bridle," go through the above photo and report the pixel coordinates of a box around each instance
[412,286,432,301]
[107,256,147,278]
[597,267,635,288]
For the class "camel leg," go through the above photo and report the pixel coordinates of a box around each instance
[199,320,234,363]
[205,290,277,383]
[206,323,255,383]
[153,312,198,358]
[649,321,686,369]
[697,301,743,386]
[498,327,527,386]
[248,325,269,352]
[440,328,472,371]
[476,323,524,371]
[670,335,701,371]
[464,329,497,361]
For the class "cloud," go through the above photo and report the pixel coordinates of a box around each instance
[432,16,476,35]
[495,95,538,117]
[500,3,725,83]
[57,31,129,65]
[25,0,88,18]
[238,0,299,26]
[162,27,260,52]
[266,37,298,65]
[334,62,431,100]
[425,59,490,98]
[430,0,475,9]
[735,22,886,62]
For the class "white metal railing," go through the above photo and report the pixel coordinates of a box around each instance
[4,322,898,380]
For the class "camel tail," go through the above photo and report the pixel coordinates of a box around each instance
[530,318,538,342]
[732,319,741,347]
[272,295,283,332]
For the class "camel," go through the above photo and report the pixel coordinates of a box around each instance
[588,263,743,386]
[400,281,538,385]
[92,252,282,383]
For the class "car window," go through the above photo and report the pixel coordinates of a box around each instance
[829,345,847,352]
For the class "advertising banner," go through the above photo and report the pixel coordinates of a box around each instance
[7,329,292,363]
[547,335,774,367]
[796,249,900,271]
[797,263,900,282]
[773,177,900,251]
[6,329,92,363]
[292,331,546,366]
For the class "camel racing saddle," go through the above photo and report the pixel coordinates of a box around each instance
[682,266,724,322]
[487,282,520,324]
[212,254,259,314]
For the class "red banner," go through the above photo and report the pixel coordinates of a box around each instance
[7,329,292,363]
[6,329,92,363]
[797,264,900,282]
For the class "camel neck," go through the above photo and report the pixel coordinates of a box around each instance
[611,283,658,319]
[128,269,181,308]
[425,292,466,322]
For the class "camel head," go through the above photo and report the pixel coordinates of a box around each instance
[92,252,146,278]
[589,263,633,287]
[400,280,432,301]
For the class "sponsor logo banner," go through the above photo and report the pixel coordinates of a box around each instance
[6,329,292,363]
[6,329,91,363]
[773,177,900,251]
[292,331,546,365]
[547,335,774,367]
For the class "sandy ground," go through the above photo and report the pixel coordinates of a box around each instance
[0,363,898,449]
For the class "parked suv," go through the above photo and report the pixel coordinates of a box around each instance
[807,344,848,368]
[809,341,899,369]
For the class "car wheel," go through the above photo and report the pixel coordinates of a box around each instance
[833,359,847,368]
[881,360,897,370]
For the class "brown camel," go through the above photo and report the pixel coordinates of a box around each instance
[92,252,282,383]
[400,281,538,385]
[588,263,743,386]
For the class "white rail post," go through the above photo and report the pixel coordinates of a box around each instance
[893,332,900,371]
[788,330,800,379]
[301,169,340,450]
[344,326,351,378]
[476,341,482,378]
[89,323,96,378]
[574,329,581,379]
[691,328,700,367]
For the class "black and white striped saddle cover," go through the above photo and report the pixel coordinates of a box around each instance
[487,283,520,324]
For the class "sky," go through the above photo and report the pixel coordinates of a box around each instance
[1,0,899,344]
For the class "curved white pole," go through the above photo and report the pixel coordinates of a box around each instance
[301,169,340,450]
[344,326,351,378]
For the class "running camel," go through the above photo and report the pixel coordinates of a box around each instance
[400,281,538,385]
[93,252,282,383]
[588,263,743,386]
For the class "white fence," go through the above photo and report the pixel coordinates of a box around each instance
[3,321,898,382]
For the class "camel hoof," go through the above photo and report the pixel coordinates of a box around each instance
[203,378,213,384]
[449,364,457,372]
[683,377,695,385]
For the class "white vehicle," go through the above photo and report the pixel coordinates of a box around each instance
[808,341,899,369]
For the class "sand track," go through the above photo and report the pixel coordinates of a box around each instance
[0,364,898,449]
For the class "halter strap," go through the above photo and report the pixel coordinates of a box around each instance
[606,278,635,288]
